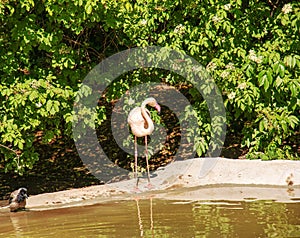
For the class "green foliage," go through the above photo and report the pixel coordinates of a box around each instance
[0,0,299,175]
[102,0,300,160]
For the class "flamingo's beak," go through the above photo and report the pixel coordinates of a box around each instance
[155,104,161,113]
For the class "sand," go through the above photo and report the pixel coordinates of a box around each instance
[1,158,300,212]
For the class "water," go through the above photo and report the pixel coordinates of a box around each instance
[0,199,299,238]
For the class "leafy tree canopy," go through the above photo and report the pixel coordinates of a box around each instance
[0,0,299,175]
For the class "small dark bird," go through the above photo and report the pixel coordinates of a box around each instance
[9,188,28,212]
[286,173,294,193]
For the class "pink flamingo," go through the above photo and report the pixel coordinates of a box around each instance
[127,97,161,188]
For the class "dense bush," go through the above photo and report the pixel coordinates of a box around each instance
[0,0,299,175]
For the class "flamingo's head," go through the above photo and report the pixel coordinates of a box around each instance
[154,103,161,113]
[144,97,161,113]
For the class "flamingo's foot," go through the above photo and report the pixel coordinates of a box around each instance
[132,186,141,193]
[145,183,155,190]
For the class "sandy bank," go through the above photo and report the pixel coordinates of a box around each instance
[1,158,299,212]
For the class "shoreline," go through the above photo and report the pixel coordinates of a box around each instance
[1,158,300,212]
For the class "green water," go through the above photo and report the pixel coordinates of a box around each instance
[0,199,299,237]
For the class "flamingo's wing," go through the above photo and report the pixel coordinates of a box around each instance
[128,107,144,125]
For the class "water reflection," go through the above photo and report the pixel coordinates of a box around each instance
[0,199,299,237]
[9,212,28,237]
[135,197,154,237]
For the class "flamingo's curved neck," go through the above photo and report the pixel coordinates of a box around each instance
[141,102,154,132]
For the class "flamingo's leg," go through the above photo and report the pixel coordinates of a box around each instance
[135,135,139,188]
[145,136,152,187]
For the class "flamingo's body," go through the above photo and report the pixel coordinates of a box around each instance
[127,97,161,188]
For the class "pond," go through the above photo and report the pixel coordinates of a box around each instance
[0,198,299,237]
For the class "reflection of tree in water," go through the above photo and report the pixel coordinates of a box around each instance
[191,202,232,236]
[191,200,300,237]
[1,199,300,237]
[246,201,300,237]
